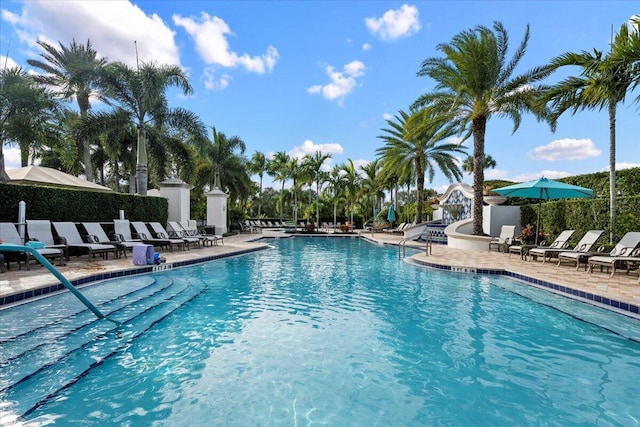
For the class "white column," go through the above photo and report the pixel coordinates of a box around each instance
[159,177,192,223]
[206,189,229,235]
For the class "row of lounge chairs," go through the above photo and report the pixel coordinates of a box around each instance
[494,226,640,282]
[239,220,296,233]
[0,219,223,271]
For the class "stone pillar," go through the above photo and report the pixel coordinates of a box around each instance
[159,177,192,223]
[206,188,229,235]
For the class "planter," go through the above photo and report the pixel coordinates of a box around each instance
[430,204,440,210]
[483,196,507,205]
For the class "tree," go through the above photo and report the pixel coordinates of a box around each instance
[326,165,347,227]
[27,39,107,181]
[0,67,61,180]
[100,60,205,194]
[247,151,267,217]
[414,22,549,235]
[377,109,466,223]
[359,159,385,223]
[462,154,496,174]
[542,21,639,242]
[302,151,332,227]
[267,151,291,222]
[340,159,361,225]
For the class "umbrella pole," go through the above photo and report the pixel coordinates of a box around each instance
[535,198,542,245]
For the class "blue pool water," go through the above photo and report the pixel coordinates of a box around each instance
[2,237,640,426]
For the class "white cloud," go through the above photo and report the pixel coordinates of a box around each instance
[382,112,393,121]
[602,162,640,171]
[528,138,601,161]
[365,4,421,41]
[307,60,366,106]
[352,159,370,171]
[202,67,232,90]
[173,12,278,76]
[511,170,571,182]
[289,140,344,159]
[0,55,19,69]
[485,169,509,180]
[444,136,465,146]
[362,43,372,51]
[2,0,181,68]
[3,147,23,170]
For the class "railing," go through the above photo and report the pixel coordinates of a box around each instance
[398,223,429,259]
[0,244,119,325]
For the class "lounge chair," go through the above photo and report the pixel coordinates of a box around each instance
[179,220,223,246]
[384,222,405,234]
[52,222,117,260]
[509,230,575,260]
[82,222,145,258]
[131,221,185,252]
[26,219,70,261]
[488,225,516,253]
[155,222,200,249]
[530,230,604,264]
[0,222,64,269]
[587,232,640,276]
[113,219,143,245]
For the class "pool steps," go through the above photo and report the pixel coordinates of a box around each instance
[0,275,207,419]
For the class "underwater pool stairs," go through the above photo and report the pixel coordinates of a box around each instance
[0,275,206,419]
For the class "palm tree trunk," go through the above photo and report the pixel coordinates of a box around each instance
[136,125,148,196]
[472,117,487,236]
[608,101,616,243]
[415,156,424,223]
[258,175,263,217]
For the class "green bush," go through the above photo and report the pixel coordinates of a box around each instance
[0,182,168,223]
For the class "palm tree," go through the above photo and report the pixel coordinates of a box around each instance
[267,151,291,222]
[302,151,332,227]
[414,21,549,235]
[99,60,205,195]
[462,154,497,174]
[326,165,347,227]
[359,159,385,224]
[247,151,267,217]
[340,159,361,225]
[542,22,639,241]
[27,39,107,181]
[286,157,304,226]
[377,109,466,223]
[0,67,62,180]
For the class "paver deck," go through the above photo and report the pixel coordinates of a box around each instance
[1,230,638,319]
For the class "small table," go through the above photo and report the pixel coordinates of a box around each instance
[509,244,537,260]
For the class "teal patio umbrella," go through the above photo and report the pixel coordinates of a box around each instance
[493,177,594,244]
[387,204,396,224]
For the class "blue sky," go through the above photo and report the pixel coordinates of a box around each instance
[1,1,638,193]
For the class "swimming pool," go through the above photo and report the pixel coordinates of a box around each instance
[1,237,639,426]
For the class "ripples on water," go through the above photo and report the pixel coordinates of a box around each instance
[17,238,640,426]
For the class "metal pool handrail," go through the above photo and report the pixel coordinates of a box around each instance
[0,244,120,326]
[398,223,429,259]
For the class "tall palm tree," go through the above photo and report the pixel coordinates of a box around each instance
[302,151,332,227]
[377,109,466,223]
[0,67,62,179]
[542,22,639,241]
[27,39,107,181]
[100,60,205,194]
[248,151,267,217]
[287,156,304,226]
[462,154,497,174]
[267,151,291,222]
[340,159,361,225]
[326,165,347,227]
[414,22,549,235]
[359,159,385,223]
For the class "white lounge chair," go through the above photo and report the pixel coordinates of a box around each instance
[82,222,145,258]
[26,219,69,259]
[587,232,640,276]
[162,222,200,249]
[179,220,223,246]
[131,221,185,252]
[530,230,604,264]
[509,229,575,260]
[489,225,516,253]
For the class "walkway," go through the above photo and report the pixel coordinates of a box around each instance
[1,230,638,319]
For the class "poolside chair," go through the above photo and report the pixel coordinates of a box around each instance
[530,230,604,265]
[384,222,405,234]
[159,222,200,249]
[52,222,117,260]
[179,220,223,246]
[0,222,64,269]
[82,222,145,258]
[587,232,640,277]
[113,219,143,245]
[488,225,516,253]
[509,230,575,260]
[26,219,70,260]
[131,221,185,252]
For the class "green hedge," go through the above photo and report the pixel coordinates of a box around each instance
[0,183,168,224]
[521,195,640,244]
